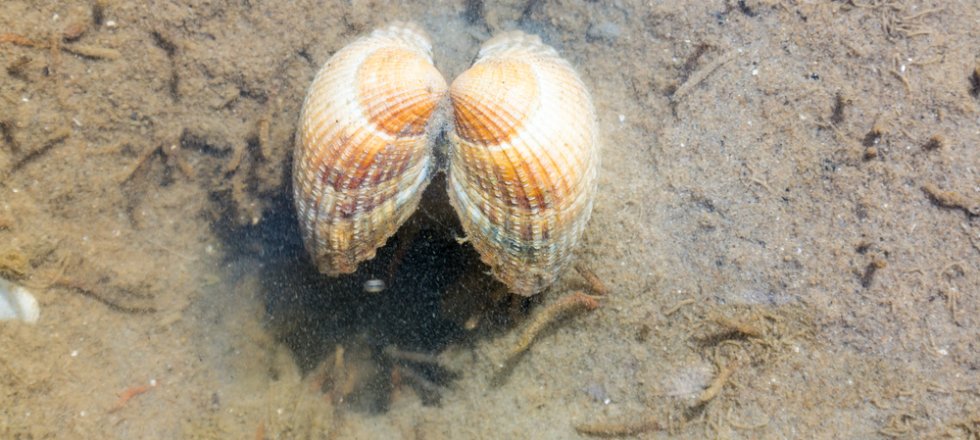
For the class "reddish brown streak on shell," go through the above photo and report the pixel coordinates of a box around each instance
[445,31,599,295]
[323,139,412,192]
[294,23,448,276]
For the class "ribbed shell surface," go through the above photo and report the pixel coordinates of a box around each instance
[294,24,448,275]
[447,32,600,296]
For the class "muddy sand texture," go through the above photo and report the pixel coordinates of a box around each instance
[1,0,978,438]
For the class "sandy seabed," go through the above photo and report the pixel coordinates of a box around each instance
[1,1,978,438]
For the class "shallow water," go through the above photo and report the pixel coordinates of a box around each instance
[1,1,978,438]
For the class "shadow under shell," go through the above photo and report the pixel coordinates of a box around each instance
[220,174,526,412]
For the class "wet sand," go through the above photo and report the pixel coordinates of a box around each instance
[1,1,978,438]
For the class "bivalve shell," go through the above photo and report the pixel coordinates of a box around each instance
[447,32,599,296]
[294,24,448,275]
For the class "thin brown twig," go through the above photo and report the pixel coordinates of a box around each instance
[889,69,912,92]
[663,298,695,316]
[506,291,600,362]
[712,315,764,338]
[119,145,161,184]
[108,380,158,413]
[697,361,738,405]
[921,183,978,217]
[1,32,119,59]
[11,127,71,171]
[575,415,661,437]
[672,50,736,102]
[574,262,609,296]
[50,277,157,314]
[0,33,38,46]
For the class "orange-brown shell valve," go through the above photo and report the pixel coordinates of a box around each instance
[294,23,448,275]
[447,32,600,296]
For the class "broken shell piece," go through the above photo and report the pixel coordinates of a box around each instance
[0,278,40,324]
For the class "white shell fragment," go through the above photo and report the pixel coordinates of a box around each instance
[363,278,386,293]
[0,278,40,324]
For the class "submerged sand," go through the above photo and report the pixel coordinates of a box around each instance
[1,1,977,438]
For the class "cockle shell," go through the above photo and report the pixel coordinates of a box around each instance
[294,25,599,296]
[447,32,599,296]
[294,24,448,275]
